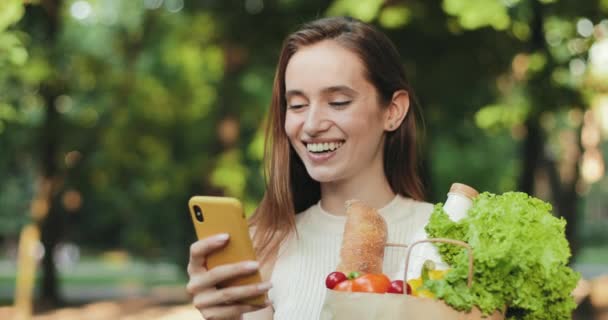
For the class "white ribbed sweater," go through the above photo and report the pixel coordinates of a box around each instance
[267,195,439,320]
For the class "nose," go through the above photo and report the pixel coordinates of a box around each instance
[303,104,331,136]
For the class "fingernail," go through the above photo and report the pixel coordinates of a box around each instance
[243,261,259,270]
[257,282,272,291]
[212,233,229,242]
[265,299,273,306]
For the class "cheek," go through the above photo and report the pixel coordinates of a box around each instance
[284,114,298,139]
[342,105,384,131]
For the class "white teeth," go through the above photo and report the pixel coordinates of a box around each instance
[306,142,344,153]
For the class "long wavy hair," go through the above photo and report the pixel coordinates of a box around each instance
[249,16,425,262]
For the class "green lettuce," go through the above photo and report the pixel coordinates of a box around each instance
[424,192,580,320]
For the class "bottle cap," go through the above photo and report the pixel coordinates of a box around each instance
[449,183,479,200]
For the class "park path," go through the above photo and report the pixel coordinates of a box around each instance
[1,299,201,320]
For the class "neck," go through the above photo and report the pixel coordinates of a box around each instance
[319,160,395,216]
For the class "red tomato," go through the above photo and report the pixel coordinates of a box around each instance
[325,271,348,289]
[387,280,404,294]
[351,274,391,293]
[333,279,354,291]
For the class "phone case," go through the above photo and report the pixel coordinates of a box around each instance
[188,196,266,306]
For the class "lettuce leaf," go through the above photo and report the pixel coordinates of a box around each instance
[424,192,580,320]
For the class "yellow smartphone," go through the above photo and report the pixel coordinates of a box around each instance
[188,196,266,306]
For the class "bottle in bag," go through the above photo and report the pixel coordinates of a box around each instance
[398,182,479,280]
[443,183,479,222]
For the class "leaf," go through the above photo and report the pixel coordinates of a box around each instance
[211,150,248,198]
[0,0,24,31]
[379,6,412,29]
[442,0,510,30]
[326,0,384,22]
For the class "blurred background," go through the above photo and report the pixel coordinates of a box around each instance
[0,0,607,319]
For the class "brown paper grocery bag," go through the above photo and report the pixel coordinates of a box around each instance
[319,239,506,320]
[320,290,504,320]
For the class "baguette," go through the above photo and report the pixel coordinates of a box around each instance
[336,200,387,274]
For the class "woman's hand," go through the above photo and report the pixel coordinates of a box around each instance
[187,233,272,320]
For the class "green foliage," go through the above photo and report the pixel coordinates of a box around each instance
[0,0,28,102]
[475,103,529,131]
[326,0,384,22]
[602,0,608,12]
[211,150,248,199]
[0,0,605,272]
[432,129,520,194]
[378,6,411,29]
[0,0,24,31]
[0,0,32,235]
[443,0,511,30]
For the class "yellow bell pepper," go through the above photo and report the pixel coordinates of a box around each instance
[428,269,449,280]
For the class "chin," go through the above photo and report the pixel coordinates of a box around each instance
[304,167,341,183]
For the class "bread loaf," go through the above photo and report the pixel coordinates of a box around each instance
[336,200,387,274]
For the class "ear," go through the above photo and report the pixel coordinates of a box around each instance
[384,90,410,131]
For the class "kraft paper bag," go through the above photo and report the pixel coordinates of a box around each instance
[319,290,505,320]
[319,239,506,320]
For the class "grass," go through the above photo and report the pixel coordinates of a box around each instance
[575,246,608,264]
[0,255,186,304]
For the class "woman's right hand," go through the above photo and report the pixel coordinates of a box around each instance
[187,233,272,320]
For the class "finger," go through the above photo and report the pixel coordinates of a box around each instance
[200,303,264,320]
[187,234,230,275]
[193,281,272,309]
[187,260,260,295]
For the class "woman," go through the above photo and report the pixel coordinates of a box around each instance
[186,16,434,320]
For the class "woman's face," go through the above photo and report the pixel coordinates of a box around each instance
[284,40,389,184]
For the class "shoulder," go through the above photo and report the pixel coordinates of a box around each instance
[394,195,435,225]
[394,194,434,213]
[412,199,434,217]
[413,199,435,224]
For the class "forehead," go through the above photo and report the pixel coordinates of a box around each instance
[284,40,368,92]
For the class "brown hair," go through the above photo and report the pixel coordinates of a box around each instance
[249,16,424,262]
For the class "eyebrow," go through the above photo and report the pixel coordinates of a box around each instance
[285,85,358,99]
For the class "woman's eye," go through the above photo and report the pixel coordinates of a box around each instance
[288,104,306,109]
[329,101,351,107]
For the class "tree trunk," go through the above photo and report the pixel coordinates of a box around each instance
[38,87,63,307]
[518,0,545,195]
[558,182,580,260]
[545,149,581,259]
[518,116,543,194]
[35,0,64,308]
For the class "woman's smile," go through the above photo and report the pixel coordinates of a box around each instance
[304,140,346,163]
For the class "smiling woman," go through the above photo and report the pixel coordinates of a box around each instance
[186,16,432,320]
